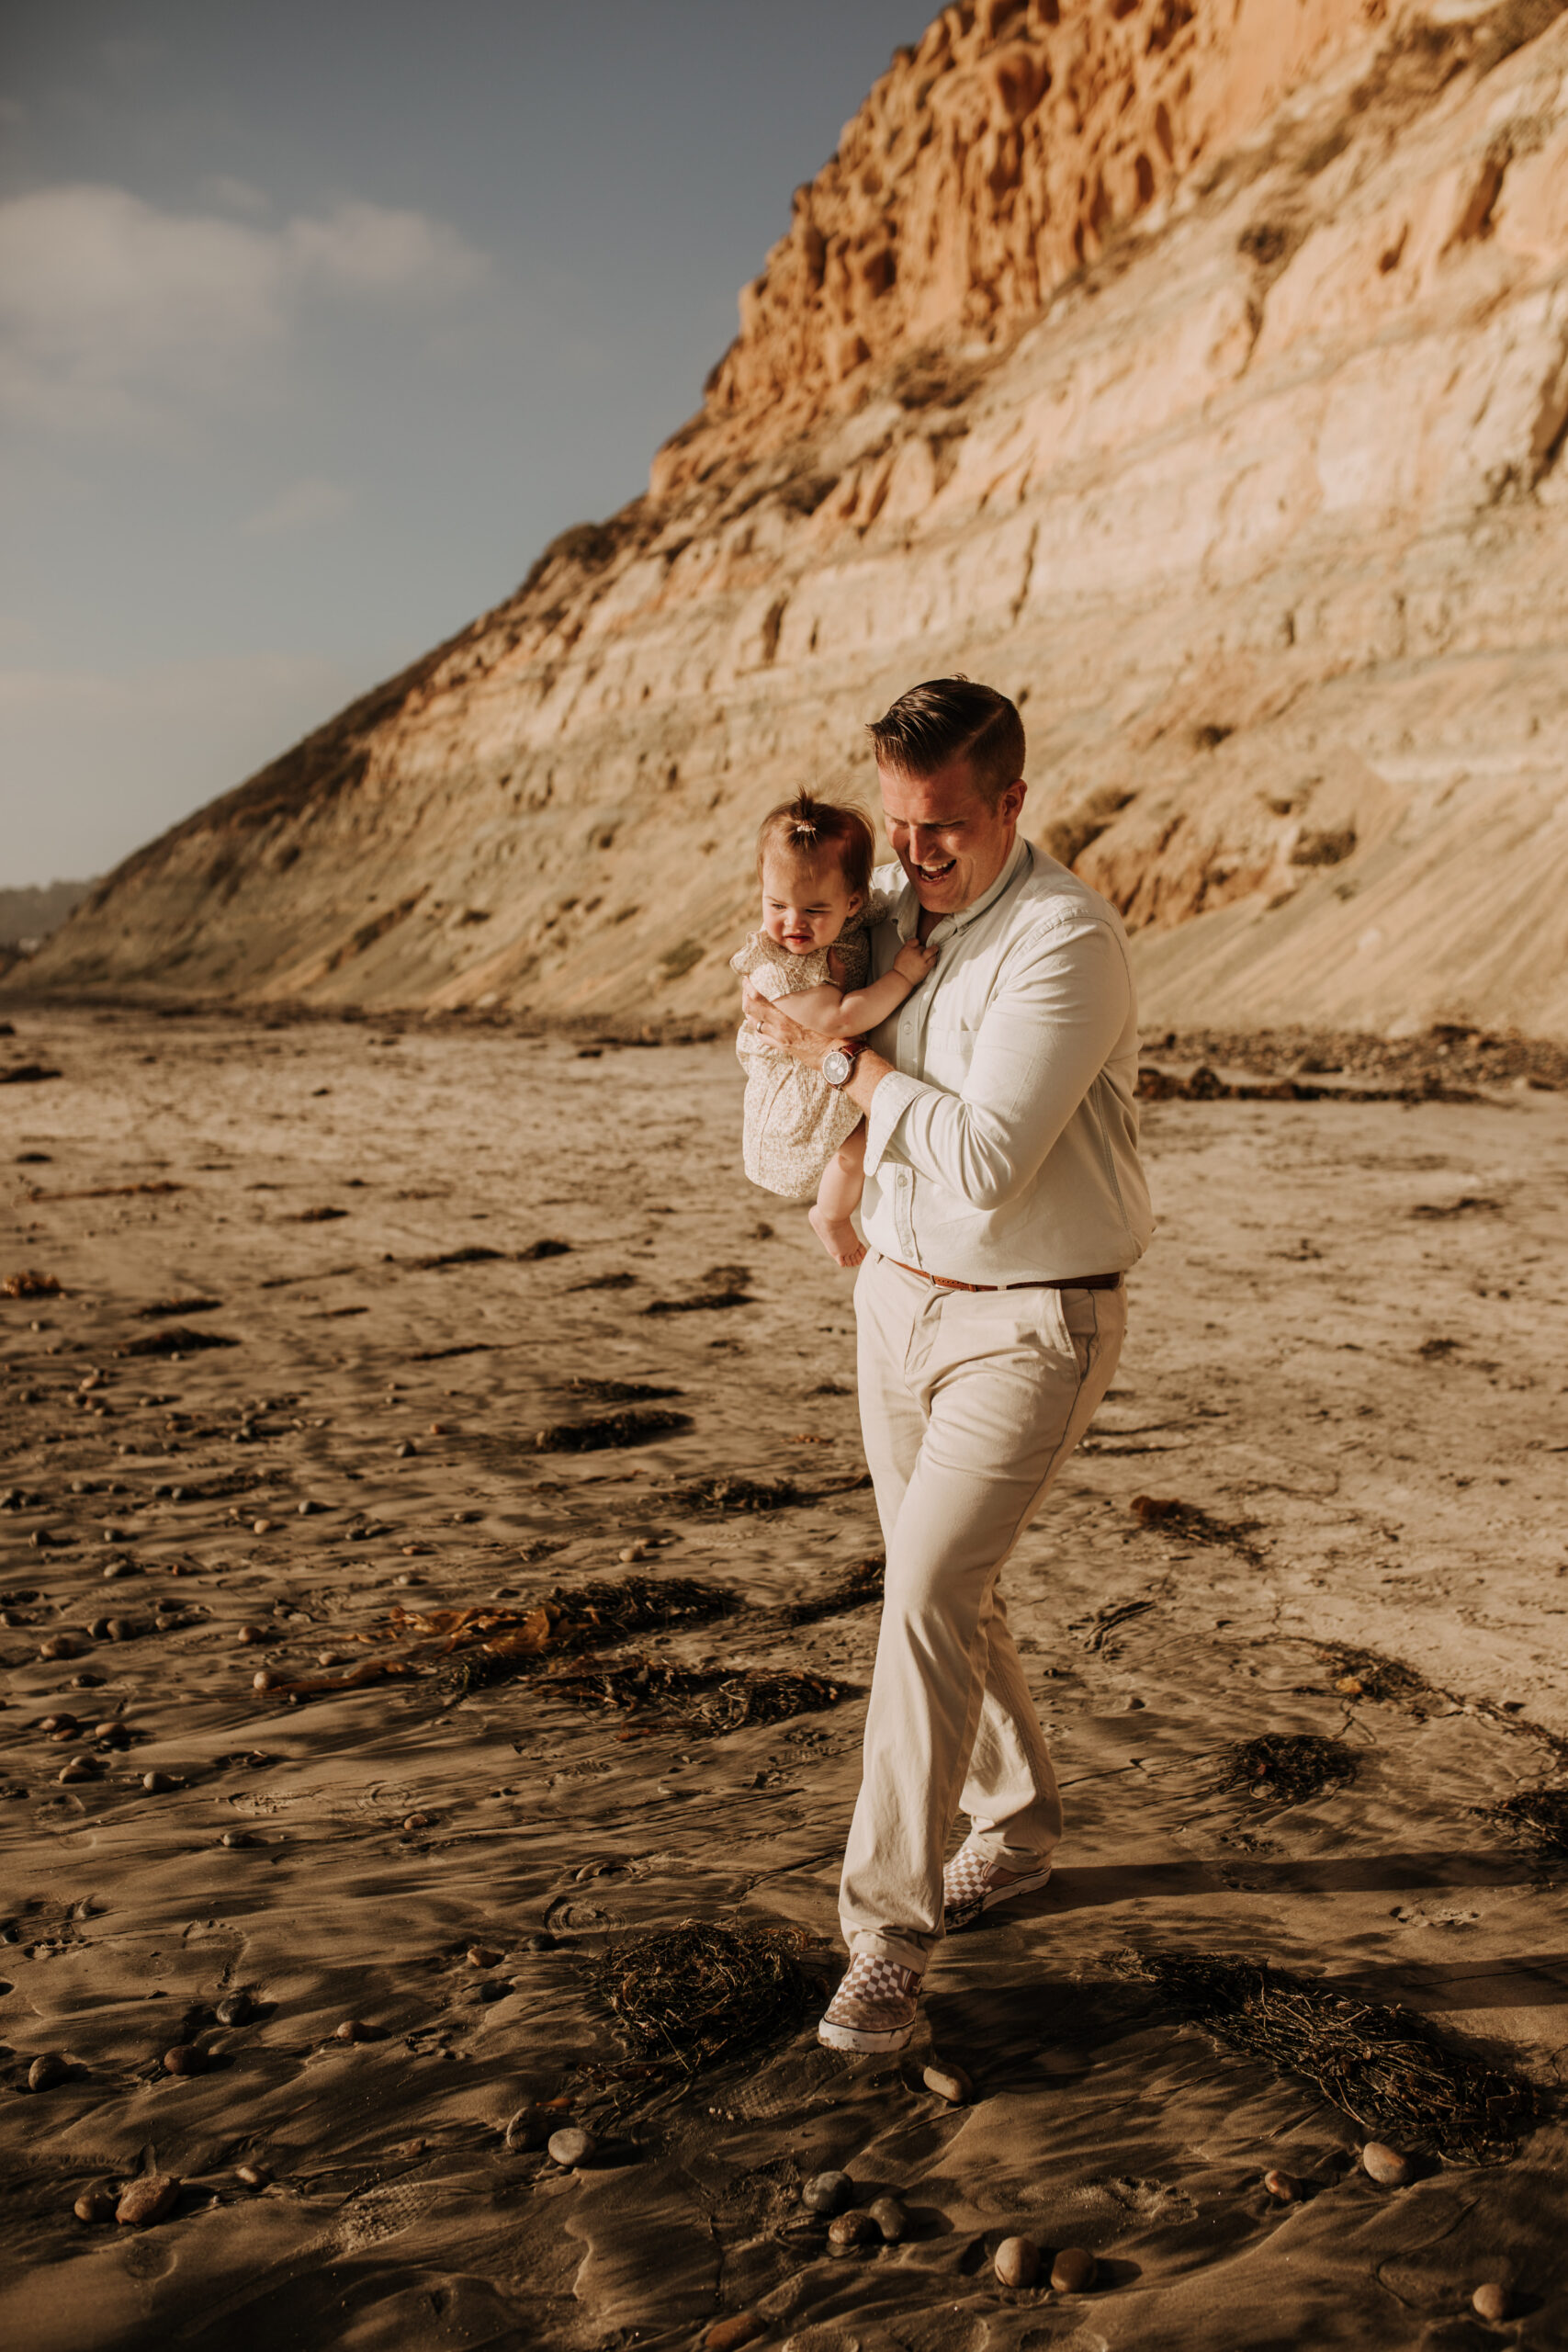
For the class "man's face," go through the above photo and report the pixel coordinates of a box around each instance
[878,757,1027,918]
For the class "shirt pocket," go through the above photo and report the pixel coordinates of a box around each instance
[923,1022,977,1091]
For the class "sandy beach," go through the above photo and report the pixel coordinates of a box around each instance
[2,1003,1565,2350]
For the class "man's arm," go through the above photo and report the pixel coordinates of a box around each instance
[741,915,1130,1211]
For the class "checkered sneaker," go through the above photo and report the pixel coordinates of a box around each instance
[818,1953,923,2053]
[942,1840,1053,1932]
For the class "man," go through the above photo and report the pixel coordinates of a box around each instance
[742,676,1152,2054]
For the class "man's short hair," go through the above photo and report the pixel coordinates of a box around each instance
[866,676,1026,806]
[755,791,875,899]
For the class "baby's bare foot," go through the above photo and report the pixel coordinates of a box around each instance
[808,1204,867,1269]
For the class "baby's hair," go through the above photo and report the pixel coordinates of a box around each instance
[756,792,874,900]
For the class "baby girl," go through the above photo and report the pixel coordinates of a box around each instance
[731,792,937,1265]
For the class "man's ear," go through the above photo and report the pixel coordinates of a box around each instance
[1002,778,1028,822]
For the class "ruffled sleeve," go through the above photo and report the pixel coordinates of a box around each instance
[729,932,831,1001]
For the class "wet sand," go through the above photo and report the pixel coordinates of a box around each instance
[2,1006,1565,2351]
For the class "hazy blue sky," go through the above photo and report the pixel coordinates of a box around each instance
[2,1,931,886]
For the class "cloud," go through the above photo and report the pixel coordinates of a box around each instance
[0,648,364,884]
[0,183,491,435]
[243,474,353,537]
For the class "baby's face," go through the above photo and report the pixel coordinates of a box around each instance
[760,850,862,956]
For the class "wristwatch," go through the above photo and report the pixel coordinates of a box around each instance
[821,1040,863,1088]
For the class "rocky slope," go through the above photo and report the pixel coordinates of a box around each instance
[25,0,1568,1035]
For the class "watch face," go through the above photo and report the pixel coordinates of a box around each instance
[822,1048,851,1086]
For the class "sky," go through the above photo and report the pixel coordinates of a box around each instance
[0,0,931,887]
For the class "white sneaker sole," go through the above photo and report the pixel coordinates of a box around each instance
[817,2012,917,2053]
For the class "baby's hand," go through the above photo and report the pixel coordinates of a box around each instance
[894,938,940,985]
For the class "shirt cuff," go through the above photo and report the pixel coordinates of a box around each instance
[863,1068,921,1178]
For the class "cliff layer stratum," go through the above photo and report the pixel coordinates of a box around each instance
[28,0,1568,1035]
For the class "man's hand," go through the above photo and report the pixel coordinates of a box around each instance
[893,938,939,987]
[740,979,833,1071]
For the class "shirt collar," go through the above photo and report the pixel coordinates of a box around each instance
[897,834,1031,941]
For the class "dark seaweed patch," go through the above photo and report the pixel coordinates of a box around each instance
[594,1919,818,2071]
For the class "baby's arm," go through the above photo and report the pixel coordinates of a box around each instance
[777,939,939,1037]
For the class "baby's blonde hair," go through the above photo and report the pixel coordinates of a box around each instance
[755,792,874,899]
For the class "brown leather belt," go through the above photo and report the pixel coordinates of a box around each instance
[886,1259,1122,1295]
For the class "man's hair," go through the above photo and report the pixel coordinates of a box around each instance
[866,676,1026,806]
[755,792,874,899]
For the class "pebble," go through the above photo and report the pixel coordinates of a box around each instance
[547,2127,596,2169]
[402,1813,432,1832]
[73,2181,118,2223]
[252,1668,278,1692]
[220,1828,254,1849]
[1472,2282,1512,2324]
[503,2104,550,2151]
[334,2018,377,2043]
[868,2194,910,2244]
[618,1544,649,1562]
[39,1634,82,1660]
[1262,2167,1301,2201]
[58,1757,97,1783]
[467,1944,503,1968]
[703,2320,762,2352]
[828,2209,879,2249]
[116,2173,180,2227]
[252,1519,272,1536]
[923,2058,973,2105]
[95,1721,130,1746]
[215,1991,255,2025]
[142,1770,175,1792]
[28,2052,68,2091]
[234,2163,271,2189]
[163,2043,206,2076]
[236,1625,267,1645]
[394,1442,415,1459]
[994,2235,1039,2289]
[802,2170,853,2216]
[1361,2142,1412,2187]
[523,1931,555,1952]
[1050,2246,1097,2293]
[107,1618,137,1642]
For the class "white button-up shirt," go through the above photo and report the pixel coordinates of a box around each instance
[860,840,1153,1284]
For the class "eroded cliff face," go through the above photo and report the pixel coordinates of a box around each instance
[28,0,1568,1035]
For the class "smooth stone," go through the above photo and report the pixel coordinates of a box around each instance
[503,2104,550,2151]
[116,2173,180,2227]
[73,2181,118,2223]
[59,1758,96,1783]
[1262,2168,1302,2201]
[40,1634,83,1659]
[235,2163,271,2188]
[107,1618,138,1642]
[1472,2282,1512,2324]
[994,2236,1039,2289]
[704,2317,763,2352]
[28,2052,68,2091]
[523,1932,555,1952]
[220,1829,254,1849]
[142,1770,175,1792]
[401,1813,431,1832]
[163,2043,206,2075]
[394,1442,415,1458]
[215,1991,255,2025]
[252,1520,272,1535]
[467,1945,503,1968]
[868,2194,909,2244]
[802,2170,854,2216]
[236,1625,267,1645]
[828,2209,879,2248]
[252,1668,278,1691]
[95,1722,130,1744]
[547,2127,596,2168]
[1362,2142,1413,2187]
[334,2018,376,2043]
[923,2058,973,2105]
[1050,2246,1097,2292]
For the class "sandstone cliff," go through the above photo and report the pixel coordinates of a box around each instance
[28,0,1568,1035]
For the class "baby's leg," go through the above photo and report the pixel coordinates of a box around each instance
[808,1122,868,1269]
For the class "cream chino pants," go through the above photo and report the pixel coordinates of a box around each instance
[841,1251,1126,1973]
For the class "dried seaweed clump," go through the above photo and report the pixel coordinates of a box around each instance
[1219,1733,1359,1804]
[534,1407,692,1453]
[417,1575,737,1696]
[546,1651,852,1736]
[1127,1951,1531,2163]
[780,1555,885,1628]
[4,1270,63,1298]
[668,1475,805,1515]
[596,1919,817,2070]
[1490,1786,1568,1861]
[1132,1493,1264,1563]
[1318,1645,1434,1709]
